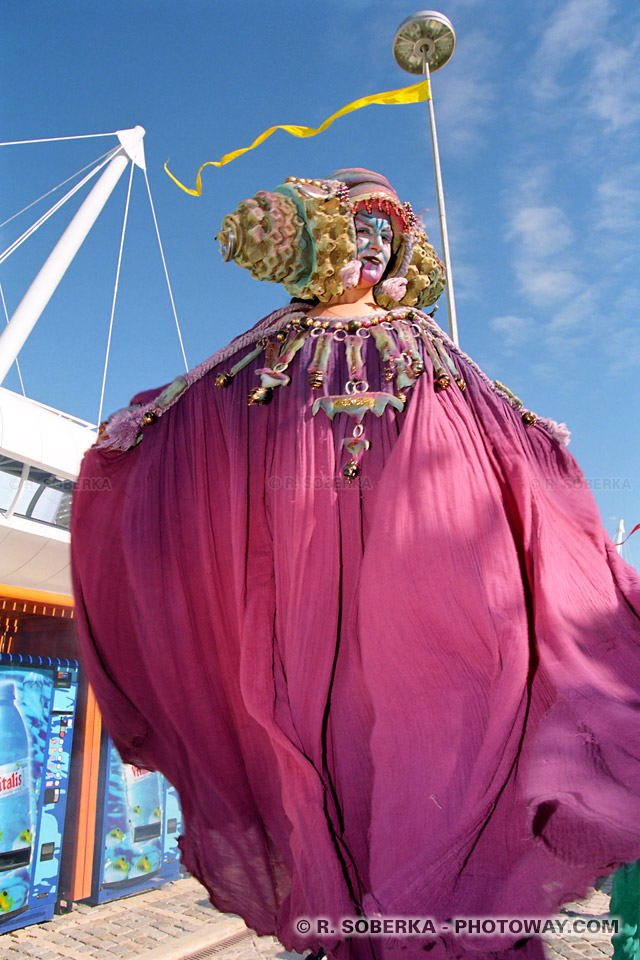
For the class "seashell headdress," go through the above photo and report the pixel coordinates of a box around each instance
[217,168,445,309]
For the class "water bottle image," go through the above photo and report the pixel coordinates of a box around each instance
[0,682,33,920]
[123,765,162,844]
[123,764,162,879]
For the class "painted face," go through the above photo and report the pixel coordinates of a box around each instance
[354,211,393,286]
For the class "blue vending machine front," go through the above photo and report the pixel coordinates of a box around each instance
[163,779,183,882]
[0,653,79,933]
[89,735,183,903]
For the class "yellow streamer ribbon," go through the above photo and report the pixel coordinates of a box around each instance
[165,77,431,196]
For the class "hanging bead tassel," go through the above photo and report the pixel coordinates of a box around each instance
[493,380,522,407]
[418,331,451,389]
[396,321,424,380]
[342,425,370,483]
[371,326,403,380]
[249,329,311,405]
[343,459,360,481]
[307,333,332,390]
[216,340,267,388]
[433,338,466,391]
[345,333,366,383]
[248,386,274,405]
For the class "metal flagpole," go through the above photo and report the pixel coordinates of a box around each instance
[393,11,458,344]
[616,519,625,557]
[0,125,146,386]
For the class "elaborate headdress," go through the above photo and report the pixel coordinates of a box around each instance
[217,168,445,309]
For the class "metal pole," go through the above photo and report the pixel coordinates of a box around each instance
[616,519,625,557]
[424,58,458,345]
[0,126,145,386]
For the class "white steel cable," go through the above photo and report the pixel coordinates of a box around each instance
[97,160,135,427]
[143,167,188,372]
[0,280,25,396]
[0,148,119,265]
[0,132,118,147]
[0,146,117,231]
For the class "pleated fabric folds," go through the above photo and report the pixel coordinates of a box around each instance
[72,309,640,959]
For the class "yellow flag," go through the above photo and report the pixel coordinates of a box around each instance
[165,77,431,196]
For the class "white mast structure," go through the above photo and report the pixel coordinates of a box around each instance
[0,126,145,596]
[393,11,458,345]
[0,126,145,386]
[616,519,625,558]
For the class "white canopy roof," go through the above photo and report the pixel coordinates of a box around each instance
[0,386,95,478]
[0,388,96,596]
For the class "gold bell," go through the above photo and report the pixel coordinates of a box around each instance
[215,372,232,388]
[455,377,467,392]
[411,359,425,377]
[343,459,360,482]
[309,372,324,390]
[248,386,273,406]
[435,375,451,390]
[522,410,537,425]
[276,330,287,342]
[396,390,408,405]
[141,410,158,425]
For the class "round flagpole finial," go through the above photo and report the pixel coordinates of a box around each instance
[393,11,456,74]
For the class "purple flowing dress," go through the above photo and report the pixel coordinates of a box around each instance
[71,304,640,960]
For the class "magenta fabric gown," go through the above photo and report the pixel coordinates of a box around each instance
[71,305,640,960]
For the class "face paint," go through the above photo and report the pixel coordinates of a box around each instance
[354,211,393,287]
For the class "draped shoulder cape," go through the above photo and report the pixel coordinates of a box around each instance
[71,305,640,960]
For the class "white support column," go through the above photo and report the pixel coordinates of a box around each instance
[424,60,458,345]
[0,125,145,386]
[616,519,625,557]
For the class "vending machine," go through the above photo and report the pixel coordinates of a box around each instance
[0,653,79,933]
[163,779,183,882]
[88,734,183,904]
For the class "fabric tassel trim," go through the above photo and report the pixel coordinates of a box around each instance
[95,304,569,452]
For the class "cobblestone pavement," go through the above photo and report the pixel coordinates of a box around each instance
[544,877,614,960]
[0,875,619,959]
[1,878,302,960]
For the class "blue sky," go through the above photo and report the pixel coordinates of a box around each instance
[1,0,638,556]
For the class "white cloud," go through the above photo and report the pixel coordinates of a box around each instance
[587,31,640,130]
[592,169,640,281]
[531,0,640,139]
[509,205,573,257]
[517,267,580,305]
[531,360,564,383]
[505,199,580,305]
[436,29,498,152]
[546,289,596,331]
[490,314,533,347]
[534,0,612,100]
[596,169,640,236]
[538,0,611,62]
[600,321,640,377]
[449,259,483,304]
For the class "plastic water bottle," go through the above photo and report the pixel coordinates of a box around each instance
[0,682,32,918]
[123,765,162,845]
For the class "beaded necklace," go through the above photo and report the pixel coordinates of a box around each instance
[212,307,468,480]
[99,305,561,459]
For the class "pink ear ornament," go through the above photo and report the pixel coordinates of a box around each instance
[339,259,363,288]
[381,277,408,299]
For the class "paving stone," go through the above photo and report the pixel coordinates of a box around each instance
[1,877,621,960]
[172,920,202,931]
